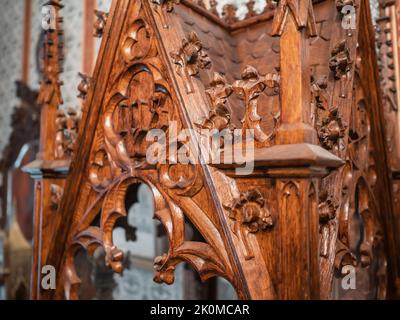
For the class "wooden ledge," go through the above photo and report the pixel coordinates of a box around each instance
[23,159,70,178]
[214,143,344,178]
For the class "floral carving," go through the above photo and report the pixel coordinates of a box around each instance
[94,10,109,38]
[317,107,346,152]
[318,191,338,223]
[264,0,278,12]
[271,0,317,36]
[196,72,234,131]
[151,0,181,28]
[329,40,352,98]
[62,1,233,299]
[222,4,238,24]
[195,0,206,9]
[334,238,357,271]
[224,189,273,260]
[209,0,219,16]
[232,65,280,142]
[50,184,64,210]
[77,72,91,100]
[170,31,211,94]
[335,0,355,12]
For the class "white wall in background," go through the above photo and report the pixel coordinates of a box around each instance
[0,0,24,157]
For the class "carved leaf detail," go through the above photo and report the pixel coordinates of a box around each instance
[224,189,273,260]
[171,31,211,94]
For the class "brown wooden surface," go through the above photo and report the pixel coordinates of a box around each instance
[25,0,400,300]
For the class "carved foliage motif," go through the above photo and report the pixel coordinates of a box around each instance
[312,76,347,153]
[37,0,64,107]
[335,0,355,12]
[317,108,346,152]
[245,1,257,19]
[376,1,399,156]
[233,66,280,143]
[320,52,388,299]
[183,0,278,24]
[224,189,273,260]
[329,40,353,98]
[63,1,233,299]
[196,72,234,131]
[271,0,317,36]
[196,65,280,146]
[77,73,91,100]
[170,31,211,94]
[151,0,181,29]
[55,108,80,160]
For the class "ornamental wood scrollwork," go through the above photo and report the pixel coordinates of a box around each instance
[223,189,274,260]
[62,1,234,299]
[170,31,212,94]
[50,184,64,210]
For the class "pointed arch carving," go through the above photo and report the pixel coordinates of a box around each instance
[56,0,238,300]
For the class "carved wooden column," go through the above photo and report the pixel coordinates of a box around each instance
[23,0,72,299]
[269,0,336,299]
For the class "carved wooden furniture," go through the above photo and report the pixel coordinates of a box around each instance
[23,0,77,300]
[27,0,400,300]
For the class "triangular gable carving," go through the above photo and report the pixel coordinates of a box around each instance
[38,0,400,300]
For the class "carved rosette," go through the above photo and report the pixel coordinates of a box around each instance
[94,10,109,38]
[170,31,211,94]
[319,43,388,299]
[224,189,273,260]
